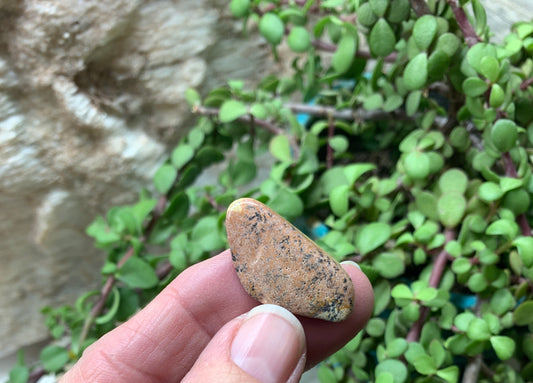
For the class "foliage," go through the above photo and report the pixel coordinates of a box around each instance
[9,0,533,382]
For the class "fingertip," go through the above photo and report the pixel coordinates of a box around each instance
[342,260,374,323]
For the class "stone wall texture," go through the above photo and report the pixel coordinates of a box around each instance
[1,0,532,361]
[0,0,272,358]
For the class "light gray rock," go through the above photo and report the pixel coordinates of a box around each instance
[0,0,271,358]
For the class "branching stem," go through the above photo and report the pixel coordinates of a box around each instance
[446,0,482,47]
[406,229,455,342]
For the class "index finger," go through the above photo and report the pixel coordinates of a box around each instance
[63,250,373,382]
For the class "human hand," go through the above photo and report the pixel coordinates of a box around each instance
[61,250,373,383]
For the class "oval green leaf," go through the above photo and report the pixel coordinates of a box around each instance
[369,18,396,57]
[404,53,428,91]
[413,15,438,51]
[219,100,248,123]
[333,33,357,73]
[357,222,392,255]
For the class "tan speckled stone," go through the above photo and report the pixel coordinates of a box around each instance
[225,198,355,322]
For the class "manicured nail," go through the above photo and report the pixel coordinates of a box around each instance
[231,304,306,383]
[341,260,361,270]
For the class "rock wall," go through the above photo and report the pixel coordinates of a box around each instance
[0,0,271,358]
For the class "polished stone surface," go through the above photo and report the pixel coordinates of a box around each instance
[226,198,355,322]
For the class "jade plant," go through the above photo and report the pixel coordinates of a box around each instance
[8,0,533,382]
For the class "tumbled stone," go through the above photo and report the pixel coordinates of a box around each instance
[225,198,355,322]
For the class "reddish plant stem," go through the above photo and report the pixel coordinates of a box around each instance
[28,368,46,383]
[502,152,532,236]
[446,0,481,47]
[79,195,169,345]
[520,78,533,91]
[406,229,455,343]
[409,0,432,16]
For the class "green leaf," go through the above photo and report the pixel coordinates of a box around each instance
[343,163,376,185]
[375,359,408,383]
[404,53,428,91]
[259,13,284,45]
[185,88,201,107]
[171,144,194,169]
[188,128,205,149]
[333,33,357,73]
[490,336,516,360]
[452,258,472,274]
[153,164,177,194]
[413,354,437,375]
[356,222,391,255]
[318,365,337,383]
[376,372,394,383]
[387,338,408,358]
[40,345,69,373]
[391,284,414,300]
[268,188,304,220]
[169,248,187,271]
[404,151,430,180]
[195,146,224,168]
[500,177,523,193]
[490,289,515,315]
[472,0,487,35]
[437,193,466,228]
[478,182,503,202]
[330,185,350,217]
[9,366,30,383]
[479,56,500,82]
[219,100,248,123]
[357,2,378,26]
[374,280,391,315]
[86,216,121,246]
[329,135,349,153]
[369,18,396,57]
[462,77,489,97]
[489,83,505,108]
[436,33,460,57]
[269,135,293,162]
[413,15,437,51]
[439,168,468,194]
[363,93,384,110]
[467,318,491,341]
[467,43,497,74]
[514,236,533,267]
[486,219,518,240]
[287,26,311,53]
[406,91,422,116]
[387,0,410,23]
[230,0,250,17]
[514,300,533,325]
[117,257,159,289]
[366,318,386,337]
[369,0,389,17]
[230,159,256,186]
[436,366,459,383]
[373,252,405,278]
[95,286,120,324]
[191,216,225,252]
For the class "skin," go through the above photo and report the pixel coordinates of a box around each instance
[61,250,374,383]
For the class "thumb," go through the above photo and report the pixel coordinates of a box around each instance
[182,304,307,383]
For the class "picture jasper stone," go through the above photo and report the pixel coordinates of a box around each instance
[225,198,355,322]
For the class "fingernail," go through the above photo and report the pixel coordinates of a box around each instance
[231,304,306,383]
[341,260,361,270]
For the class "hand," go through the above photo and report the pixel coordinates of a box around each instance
[61,250,373,383]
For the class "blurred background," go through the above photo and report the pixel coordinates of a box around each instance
[0,0,531,380]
